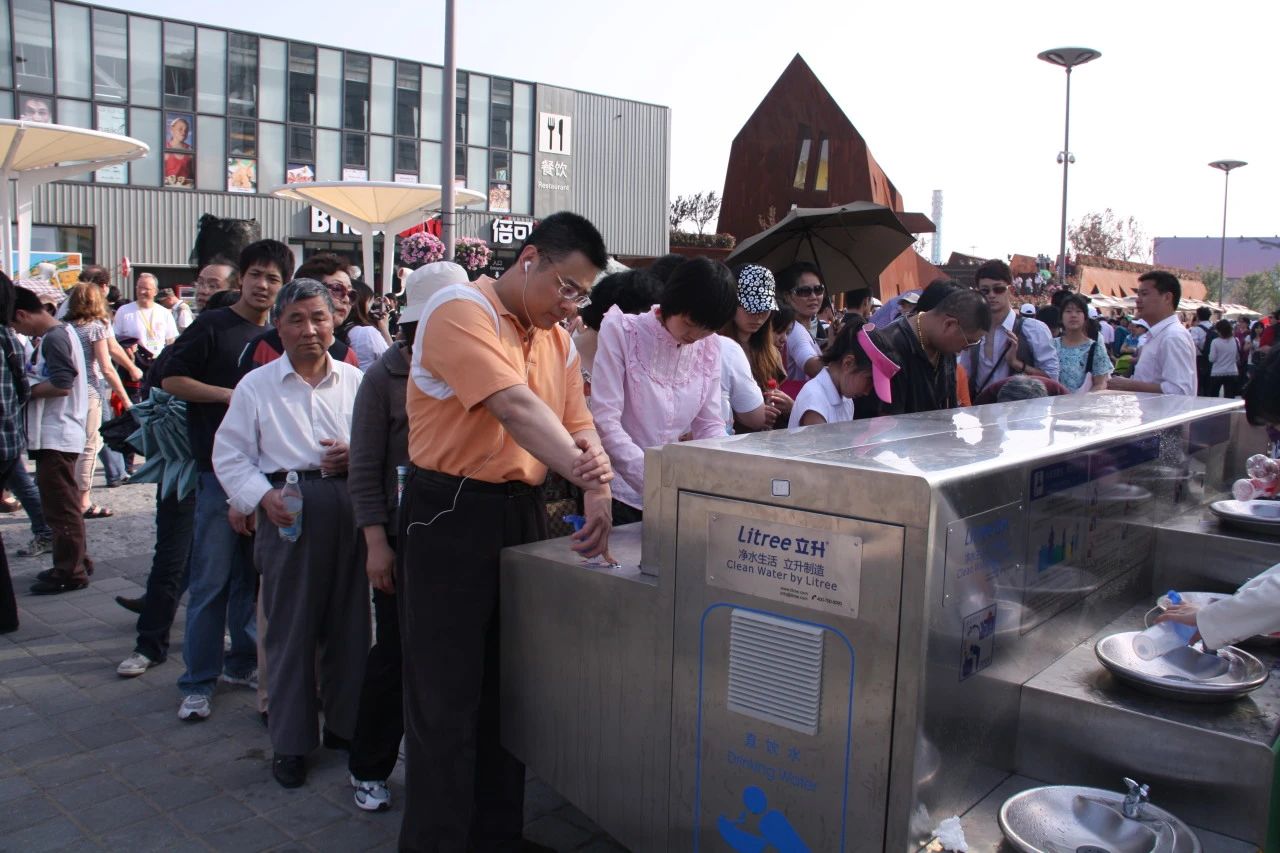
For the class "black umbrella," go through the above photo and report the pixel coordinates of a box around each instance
[727,201,915,293]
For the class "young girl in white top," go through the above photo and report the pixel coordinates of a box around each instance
[789,315,899,429]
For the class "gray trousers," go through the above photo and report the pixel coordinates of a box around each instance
[255,476,369,756]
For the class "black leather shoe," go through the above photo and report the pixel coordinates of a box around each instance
[272,754,306,788]
[321,728,351,751]
[36,568,55,581]
[114,595,145,614]
[30,577,88,595]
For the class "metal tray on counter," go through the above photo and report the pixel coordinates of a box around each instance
[1095,631,1270,702]
[1209,499,1280,537]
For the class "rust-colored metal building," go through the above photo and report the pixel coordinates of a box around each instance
[717,55,938,297]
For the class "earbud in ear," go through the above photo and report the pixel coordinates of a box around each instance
[523,261,531,272]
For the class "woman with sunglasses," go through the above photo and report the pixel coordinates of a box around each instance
[592,258,738,523]
[776,263,827,381]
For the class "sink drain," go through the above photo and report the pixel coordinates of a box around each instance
[1076,847,1111,853]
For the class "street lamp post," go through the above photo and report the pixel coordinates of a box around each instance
[1209,159,1247,308]
[1037,47,1101,289]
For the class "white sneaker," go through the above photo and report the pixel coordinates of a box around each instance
[220,669,258,690]
[116,652,156,678]
[351,775,391,811]
[178,694,211,721]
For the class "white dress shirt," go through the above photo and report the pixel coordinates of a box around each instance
[971,310,1059,392]
[213,351,364,515]
[114,301,178,355]
[1098,319,1115,346]
[1132,314,1197,396]
[1198,563,1280,650]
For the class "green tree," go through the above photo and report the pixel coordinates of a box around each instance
[1228,265,1280,315]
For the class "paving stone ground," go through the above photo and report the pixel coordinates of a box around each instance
[0,467,627,852]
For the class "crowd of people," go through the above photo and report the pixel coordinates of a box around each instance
[0,210,1272,852]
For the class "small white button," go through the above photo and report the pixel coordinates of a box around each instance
[771,479,790,497]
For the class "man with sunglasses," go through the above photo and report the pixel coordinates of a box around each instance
[398,212,615,852]
[966,259,1058,401]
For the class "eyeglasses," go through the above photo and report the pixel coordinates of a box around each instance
[793,285,825,298]
[325,283,352,302]
[978,285,1008,295]
[552,267,591,309]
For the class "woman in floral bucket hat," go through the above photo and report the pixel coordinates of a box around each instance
[718,264,793,433]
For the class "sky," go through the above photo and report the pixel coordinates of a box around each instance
[104,0,1279,263]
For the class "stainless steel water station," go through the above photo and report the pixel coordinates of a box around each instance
[501,393,1270,851]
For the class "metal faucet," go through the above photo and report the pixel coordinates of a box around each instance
[1122,777,1150,818]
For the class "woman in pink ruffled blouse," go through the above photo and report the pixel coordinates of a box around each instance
[591,258,739,523]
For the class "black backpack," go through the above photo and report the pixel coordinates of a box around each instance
[1196,323,1215,378]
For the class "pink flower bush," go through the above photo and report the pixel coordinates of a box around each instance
[454,237,493,272]
[399,232,445,266]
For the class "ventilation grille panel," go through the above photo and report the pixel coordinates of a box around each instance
[726,609,824,736]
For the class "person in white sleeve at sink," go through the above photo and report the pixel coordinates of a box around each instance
[1157,347,1280,648]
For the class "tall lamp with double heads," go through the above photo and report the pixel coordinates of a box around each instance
[1209,159,1247,308]
[1037,47,1101,288]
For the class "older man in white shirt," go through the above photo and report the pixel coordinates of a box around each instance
[1109,271,1197,396]
[966,259,1059,400]
[213,278,367,790]
[114,273,178,356]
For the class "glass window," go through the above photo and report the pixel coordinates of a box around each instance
[129,107,161,185]
[369,134,390,181]
[14,0,53,94]
[792,137,811,190]
[227,33,257,117]
[92,10,126,102]
[489,149,509,182]
[343,52,369,131]
[54,2,89,98]
[316,128,339,180]
[129,16,160,107]
[288,125,314,162]
[258,38,284,122]
[814,138,830,192]
[395,62,418,138]
[195,114,223,190]
[316,48,340,127]
[395,138,416,175]
[0,92,13,119]
[512,153,530,214]
[95,104,127,183]
[229,118,256,157]
[419,141,440,184]
[287,43,315,125]
[343,132,366,167]
[467,74,487,147]
[259,121,282,191]
[467,146,485,204]
[163,22,196,111]
[512,82,532,152]
[0,0,12,89]
[370,57,392,135]
[454,144,465,183]
[196,28,225,115]
[420,65,441,140]
[490,79,512,150]
[56,97,88,128]
[455,72,467,145]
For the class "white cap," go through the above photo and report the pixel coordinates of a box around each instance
[900,290,921,304]
[1019,303,1035,315]
[1088,305,1100,319]
[398,261,470,324]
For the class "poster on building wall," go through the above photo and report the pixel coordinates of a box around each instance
[286,163,315,184]
[9,252,83,289]
[164,112,196,189]
[488,182,511,214]
[227,158,257,193]
[96,106,128,184]
[394,173,418,184]
[19,96,52,123]
[343,167,368,182]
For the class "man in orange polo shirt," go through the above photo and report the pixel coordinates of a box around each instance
[398,212,614,852]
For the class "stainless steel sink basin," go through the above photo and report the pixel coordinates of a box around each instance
[999,785,1202,853]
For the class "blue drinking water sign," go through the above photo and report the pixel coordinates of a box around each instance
[705,513,863,618]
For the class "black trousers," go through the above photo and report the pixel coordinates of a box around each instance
[397,469,546,853]
[134,486,196,663]
[1205,375,1242,398]
[0,456,18,632]
[349,582,403,782]
[611,498,643,526]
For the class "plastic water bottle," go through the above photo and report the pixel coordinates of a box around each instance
[395,465,409,508]
[278,471,303,542]
[1132,590,1196,660]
